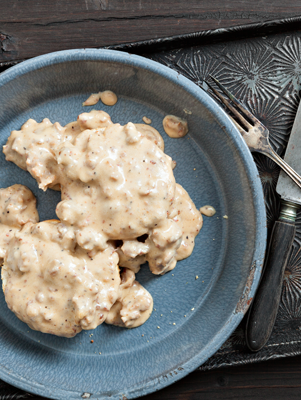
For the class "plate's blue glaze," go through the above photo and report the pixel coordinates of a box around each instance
[0,49,266,399]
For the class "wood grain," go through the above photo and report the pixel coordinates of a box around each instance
[22,355,301,400]
[140,355,301,400]
[1,0,301,63]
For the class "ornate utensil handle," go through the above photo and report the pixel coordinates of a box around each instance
[246,200,298,351]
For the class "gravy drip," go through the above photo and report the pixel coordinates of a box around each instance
[163,115,188,138]
[0,185,39,262]
[200,205,216,217]
[83,90,118,107]
[100,90,118,106]
[142,116,152,125]
[2,220,120,337]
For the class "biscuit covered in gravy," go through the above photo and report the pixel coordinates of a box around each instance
[2,220,120,337]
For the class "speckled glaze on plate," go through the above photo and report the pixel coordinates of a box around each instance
[0,49,266,400]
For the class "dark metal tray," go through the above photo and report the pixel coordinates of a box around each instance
[134,19,301,372]
[2,14,301,399]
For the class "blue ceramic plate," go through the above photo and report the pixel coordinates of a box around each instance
[0,49,266,399]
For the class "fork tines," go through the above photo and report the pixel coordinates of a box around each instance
[205,75,262,132]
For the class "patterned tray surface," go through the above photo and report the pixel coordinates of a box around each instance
[147,29,301,370]
[1,25,301,399]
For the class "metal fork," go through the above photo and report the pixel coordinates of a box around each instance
[206,76,301,190]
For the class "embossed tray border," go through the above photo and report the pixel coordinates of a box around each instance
[108,15,301,54]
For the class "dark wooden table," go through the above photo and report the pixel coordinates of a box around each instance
[2,1,301,399]
[22,354,301,400]
[1,0,301,65]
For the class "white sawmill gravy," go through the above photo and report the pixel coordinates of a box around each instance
[142,116,152,124]
[0,185,39,262]
[200,205,216,217]
[1,109,203,337]
[163,115,188,138]
[83,90,118,107]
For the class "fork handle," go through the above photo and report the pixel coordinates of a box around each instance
[262,147,301,189]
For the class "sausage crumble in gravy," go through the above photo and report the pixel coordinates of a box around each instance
[1,109,205,337]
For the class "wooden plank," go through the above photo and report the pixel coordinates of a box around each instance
[1,0,300,22]
[140,355,301,400]
[1,0,301,22]
[1,0,301,63]
[9,354,301,399]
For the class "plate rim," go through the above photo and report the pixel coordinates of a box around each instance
[0,48,267,399]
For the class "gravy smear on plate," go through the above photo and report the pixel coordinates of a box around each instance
[163,115,188,138]
[83,90,118,106]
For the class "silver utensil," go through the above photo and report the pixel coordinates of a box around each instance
[245,96,301,351]
[206,76,301,352]
[206,76,301,190]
